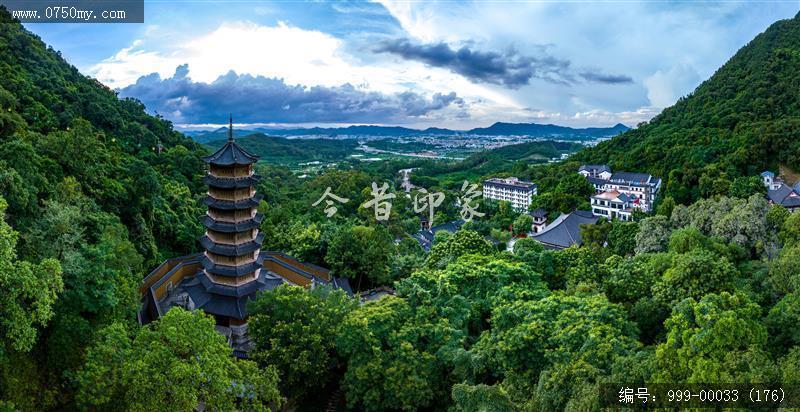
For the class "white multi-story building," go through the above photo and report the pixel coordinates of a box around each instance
[579,166,661,217]
[483,177,538,212]
[590,190,635,221]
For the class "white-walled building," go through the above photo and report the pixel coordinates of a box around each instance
[579,166,661,217]
[590,190,634,221]
[483,177,538,212]
[530,208,547,233]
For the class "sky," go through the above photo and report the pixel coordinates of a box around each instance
[23,0,800,130]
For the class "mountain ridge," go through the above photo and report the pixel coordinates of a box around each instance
[185,121,630,143]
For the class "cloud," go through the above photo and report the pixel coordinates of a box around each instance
[375,38,634,89]
[579,71,634,84]
[643,63,701,107]
[117,64,465,124]
[89,21,395,91]
[375,38,573,88]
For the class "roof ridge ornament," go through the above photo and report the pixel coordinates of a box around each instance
[228,114,234,142]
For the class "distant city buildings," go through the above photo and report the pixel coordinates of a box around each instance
[482,177,538,212]
[762,171,800,212]
[579,165,662,219]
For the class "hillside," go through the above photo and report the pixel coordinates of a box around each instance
[205,133,359,165]
[0,9,208,262]
[578,12,800,203]
[466,121,629,137]
[0,10,211,408]
[410,140,579,188]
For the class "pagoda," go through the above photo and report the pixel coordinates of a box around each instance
[138,116,351,353]
[178,116,283,346]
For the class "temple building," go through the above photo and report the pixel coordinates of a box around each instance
[138,117,351,354]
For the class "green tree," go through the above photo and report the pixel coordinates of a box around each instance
[768,245,800,295]
[634,215,672,254]
[667,226,707,254]
[451,384,516,412]
[607,220,639,256]
[652,250,737,306]
[0,196,63,355]
[780,212,800,246]
[653,292,772,383]
[336,296,466,412]
[656,196,676,217]
[512,214,532,236]
[76,309,282,411]
[426,230,493,269]
[325,224,395,287]
[602,255,655,306]
[765,292,800,355]
[512,237,543,256]
[729,176,767,199]
[248,285,357,401]
[473,293,640,410]
[766,204,790,232]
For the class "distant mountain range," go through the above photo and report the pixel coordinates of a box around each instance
[184,122,630,143]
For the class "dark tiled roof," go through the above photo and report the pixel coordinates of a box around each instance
[587,176,607,186]
[203,214,264,233]
[483,178,537,191]
[412,220,465,251]
[332,277,353,295]
[530,208,547,219]
[202,140,259,166]
[610,171,653,183]
[768,184,800,208]
[531,210,598,250]
[431,219,465,233]
[201,253,265,277]
[182,270,284,319]
[579,164,610,173]
[203,174,261,189]
[202,194,264,210]
[199,232,265,256]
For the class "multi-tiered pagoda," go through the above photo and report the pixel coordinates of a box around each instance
[180,117,281,346]
[138,117,351,353]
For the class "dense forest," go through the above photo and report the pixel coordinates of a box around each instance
[2,6,800,412]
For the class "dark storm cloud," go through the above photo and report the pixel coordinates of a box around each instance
[375,38,633,88]
[117,64,464,124]
[579,71,634,84]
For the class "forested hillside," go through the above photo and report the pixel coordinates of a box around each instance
[579,11,800,204]
[0,8,211,409]
[205,133,360,165]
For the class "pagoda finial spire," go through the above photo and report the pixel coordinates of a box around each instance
[228,114,234,142]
